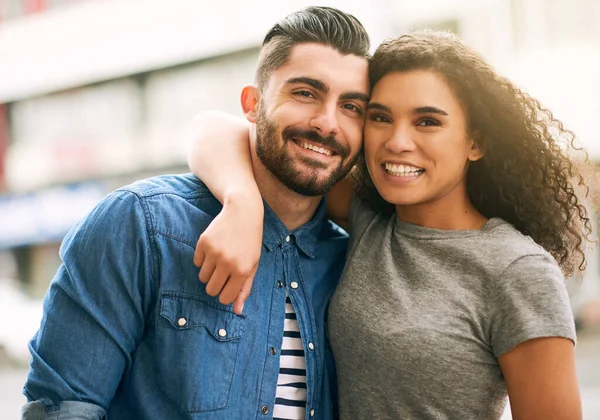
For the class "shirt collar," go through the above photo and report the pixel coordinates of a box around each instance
[262,198,329,258]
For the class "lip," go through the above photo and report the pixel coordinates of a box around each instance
[291,139,338,161]
[380,162,425,184]
[381,160,424,169]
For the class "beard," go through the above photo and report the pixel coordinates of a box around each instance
[254,105,359,196]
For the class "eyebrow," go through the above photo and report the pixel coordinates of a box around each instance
[286,77,328,92]
[367,102,449,116]
[341,92,370,104]
[413,106,448,116]
[367,102,391,112]
[286,77,369,104]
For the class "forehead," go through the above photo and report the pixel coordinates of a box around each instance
[267,43,369,96]
[371,70,461,111]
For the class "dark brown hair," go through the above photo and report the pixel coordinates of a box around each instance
[255,6,370,89]
[354,31,592,276]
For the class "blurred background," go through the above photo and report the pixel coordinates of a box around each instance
[0,0,599,418]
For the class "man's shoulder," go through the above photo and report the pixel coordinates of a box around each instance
[70,173,220,247]
[112,174,221,242]
[113,173,222,218]
[117,173,213,201]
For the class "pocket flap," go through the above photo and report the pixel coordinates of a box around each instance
[159,292,245,341]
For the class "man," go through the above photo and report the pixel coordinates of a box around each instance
[23,6,370,419]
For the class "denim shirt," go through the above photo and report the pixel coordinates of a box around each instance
[22,174,347,420]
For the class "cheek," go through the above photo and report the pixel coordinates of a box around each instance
[274,102,311,123]
[341,122,366,153]
[346,123,363,145]
[429,146,471,181]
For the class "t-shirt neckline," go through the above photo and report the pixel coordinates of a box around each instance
[393,217,505,240]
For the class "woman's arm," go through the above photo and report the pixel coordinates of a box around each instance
[325,176,353,231]
[492,254,581,419]
[499,337,581,420]
[187,111,263,314]
[187,111,256,204]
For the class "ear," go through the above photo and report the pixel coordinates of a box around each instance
[467,132,485,162]
[240,85,261,123]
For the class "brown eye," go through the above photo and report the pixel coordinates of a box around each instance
[368,113,392,124]
[342,103,362,114]
[294,90,315,99]
[416,118,441,127]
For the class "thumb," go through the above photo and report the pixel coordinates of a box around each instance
[233,269,256,315]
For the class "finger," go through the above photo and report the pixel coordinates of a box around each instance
[194,246,205,268]
[198,258,215,284]
[232,267,257,315]
[220,273,247,307]
[205,265,230,297]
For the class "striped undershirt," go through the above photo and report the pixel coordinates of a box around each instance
[273,292,307,420]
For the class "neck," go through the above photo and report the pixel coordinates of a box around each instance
[250,133,322,231]
[396,182,488,231]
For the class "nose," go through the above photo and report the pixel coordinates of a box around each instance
[309,104,340,137]
[385,126,417,153]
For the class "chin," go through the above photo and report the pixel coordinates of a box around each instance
[379,191,423,207]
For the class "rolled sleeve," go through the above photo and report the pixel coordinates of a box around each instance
[22,398,106,420]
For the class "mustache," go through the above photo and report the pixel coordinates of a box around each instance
[282,127,349,159]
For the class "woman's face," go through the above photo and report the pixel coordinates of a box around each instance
[364,70,482,209]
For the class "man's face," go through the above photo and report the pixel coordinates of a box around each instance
[254,43,369,196]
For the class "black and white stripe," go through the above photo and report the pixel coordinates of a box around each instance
[273,294,307,420]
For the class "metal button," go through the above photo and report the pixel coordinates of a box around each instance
[285,235,291,243]
[308,342,314,351]
[177,317,187,327]
[310,409,315,417]
[269,347,277,355]
[290,281,299,289]
[261,405,269,415]
[277,280,283,288]
[218,328,227,337]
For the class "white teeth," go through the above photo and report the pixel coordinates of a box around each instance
[301,142,333,156]
[384,163,423,175]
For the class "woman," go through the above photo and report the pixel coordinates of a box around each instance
[188,31,590,419]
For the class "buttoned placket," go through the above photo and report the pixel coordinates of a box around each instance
[257,238,289,418]
[281,237,319,419]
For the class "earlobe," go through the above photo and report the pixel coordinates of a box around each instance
[240,85,261,123]
[468,143,484,162]
[468,133,485,162]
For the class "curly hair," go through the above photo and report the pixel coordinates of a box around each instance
[353,31,593,276]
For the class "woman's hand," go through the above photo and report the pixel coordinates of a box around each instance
[186,110,259,314]
[194,189,264,315]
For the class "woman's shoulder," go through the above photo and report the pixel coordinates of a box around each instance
[461,217,562,284]
[482,217,554,262]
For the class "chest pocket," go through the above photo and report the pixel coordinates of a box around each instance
[155,292,246,413]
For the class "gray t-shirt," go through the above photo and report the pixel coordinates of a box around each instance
[328,196,576,420]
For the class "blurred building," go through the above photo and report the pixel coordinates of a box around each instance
[0,0,599,306]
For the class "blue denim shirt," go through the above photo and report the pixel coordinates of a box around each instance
[22,174,347,420]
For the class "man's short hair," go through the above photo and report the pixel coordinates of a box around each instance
[255,6,370,89]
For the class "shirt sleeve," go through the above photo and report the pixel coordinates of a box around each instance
[23,190,155,414]
[22,399,105,420]
[489,253,576,358]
